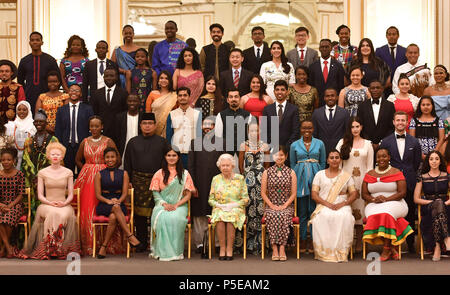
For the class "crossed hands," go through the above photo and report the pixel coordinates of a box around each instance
[0,203,10,213]
[50,201,66,207]
[107,198,121,206]
[163,203,178,211]
[327,202,346,211]
[371,195,390,204]
[268,204,287,211]
[217,202,239,212]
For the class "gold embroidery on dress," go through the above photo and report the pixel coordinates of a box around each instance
[353,150,360,157]
[352,167,361,177]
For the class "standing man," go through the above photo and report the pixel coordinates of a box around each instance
[152,21,187,76]
[392,44,433,98]
[261,80,300,150]
[379,111,422,253]
[17,32,59,113]
[166,87,201,168]
[357,80,396,152]
[220,48,253,98]
[114,94,141,159]
[124,112,170,252]
[287,27,319,69]
[375,26,408,97]
[312,88,349,155]
[308,39,345,106]
[82,40,118,102]
[55,84,94,175]
[242,26,271,74]
[90,67,128,138]
[0,60,26,123]
[200,23,230,80]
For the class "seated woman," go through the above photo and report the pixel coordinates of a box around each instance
[414,151,450,261]
[94,147,144,259]
[0,148,24,258]
[261,146,296,261]
[209,153,249,260]
[21,142,81,259]
[149,148,195,261]
[310,149,357,262]
[362,148,414,261]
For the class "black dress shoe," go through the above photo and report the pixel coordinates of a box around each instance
[195,246,203,254]
[215,247,220,254]
[219,256,226,261]
[226,256,233,261]
[201,253,208,259]
[135,243,148,253]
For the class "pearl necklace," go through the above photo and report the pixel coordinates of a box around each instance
[375,165,392,175]
[91,136,103,143]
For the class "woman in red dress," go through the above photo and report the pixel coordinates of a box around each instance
[240,74,273,119]
[387,74,419,130]
[74,115,119,255]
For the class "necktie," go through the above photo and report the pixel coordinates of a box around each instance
[256,48,261,60]
[278,104,283,121]
[233,70,240,88]
[71,104,76,146]
[99,60,105,75]
[372,98,380,105]
[390,47,396,64]
[300,49,304,61]
[107,88,111,104]
[323,60,329,83]
[328,108,333,121]
[396,134,406,139]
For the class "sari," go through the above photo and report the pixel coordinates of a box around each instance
[115,47,137,88]
[150,92,178,137]
[150,169,195,261]
[310,170,355,262]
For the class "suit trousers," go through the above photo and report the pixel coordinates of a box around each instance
[297,196,316,241]
[65,143,80,178]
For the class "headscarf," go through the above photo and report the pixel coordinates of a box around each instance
[13,101,37,136]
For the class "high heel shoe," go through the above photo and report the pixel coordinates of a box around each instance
[380,246,391,262]
[391,248,399,261]
[97,244,107,259]
[128,234,146,252]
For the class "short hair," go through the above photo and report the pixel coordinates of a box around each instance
[103,146,119,158]
[393,111,408,120]
[46,142,66,159]
[230,48,243,56]
[327,149,341,159]
[209,23,224,33]
[166,20,178,29]
[251,26,264,35]
[177,86,191,96]
[274,80,288,90]
[104,66,118,76]
[295,26,309,35]
[324,87,338,95]
[122,24,134,32]
[368,79,382,86]
[69,84,82,91]
[216,153,235,168]
[320,38,332,45]
[407,43,420,51]
[29,31,43,40]
[89,115,103,125]
[295,65,310,78]
[375,147,391,157]
[386,26,399,35]
[336,24,350,35]
[46,70,61,83]
[97,40,109,49]
[0,147,17,159]
[226,87,240,97]
[300,119,314,128]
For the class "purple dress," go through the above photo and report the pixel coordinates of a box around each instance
[61,58,89,87]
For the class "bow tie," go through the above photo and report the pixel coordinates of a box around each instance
[372,99,380,105]
[396,134,406,139]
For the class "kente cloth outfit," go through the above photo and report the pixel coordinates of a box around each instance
[310,170,356,262]
[152,39,187,76]
[37,93,68,131]
[130,68,153,112]
[20,168,81,260]
[114,47,136,89]
[409,117,444,155]
[264,164,295,246]
[331,44,358,70]
[362,171,414,246]
[0,170,25,227]
[290,137,326,240]
[149,169,195,261]
[336,139,374,225]
[5,101,37,169]
[288,86,318,122]
[418,173,450,250]
[61,58,88,88]
[0,83,26,123]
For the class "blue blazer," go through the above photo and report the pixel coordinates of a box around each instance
[55,102,94,147]
[375,44,407,79]
[379,133,422,191]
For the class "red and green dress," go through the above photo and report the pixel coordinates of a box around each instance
[362,172,414,245]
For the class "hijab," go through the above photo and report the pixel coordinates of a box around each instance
[13,101,37,135]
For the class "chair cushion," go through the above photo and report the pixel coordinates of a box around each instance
[19,215,27,223]
[363,217,368,224]
[292,216,300,224]
[93,215,130,223]
[187,216,191,224]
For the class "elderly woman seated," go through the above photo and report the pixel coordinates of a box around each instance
[208,153,249,260]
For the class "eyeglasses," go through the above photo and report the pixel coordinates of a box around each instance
[69,89,81,93]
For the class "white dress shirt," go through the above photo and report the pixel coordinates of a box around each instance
[395,131,406,160]
[254,45,264,58]
[97,58,106,89]
[105,84,116,103]
[69,101,81,143]
[320,57,332,73]
[232,67,242,79]
[276,100,287,117]
[325,105,335,121]
[297,46,308,60]
[371,98,381,125]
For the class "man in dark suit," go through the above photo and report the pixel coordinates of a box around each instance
[312,88,349,155]
[114,94,141,158]
[261,80,300,151]
[379,111,422,253]
[82,41,118,102]
[90,67,128,139]
[55,84,94,175]
[286,27,319,69]
[220,48,253,98]
[357,79,395,152]
[308,39,345,106]
[242,26,271,74]
[375,26,408,97]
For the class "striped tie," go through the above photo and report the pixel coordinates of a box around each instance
[233,70,239,88]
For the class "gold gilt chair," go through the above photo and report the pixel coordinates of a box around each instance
[261,197,300,260]
[18,188,31,245]
[92,188,134,258]
[208,217,247,260]
[70,188,81,243]
[362,216,402,260]
[417,204,424,260]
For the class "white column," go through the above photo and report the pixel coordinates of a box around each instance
[436,0,450,66]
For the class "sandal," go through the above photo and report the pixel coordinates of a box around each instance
[97,244,107,259]
[391,247,400,260]
[279,255,287,261]
[271,255,279,261]
[380,246,391,262]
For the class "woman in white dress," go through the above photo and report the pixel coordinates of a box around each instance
[361,148,413,261]
[310,149,357,262]
[336,117,373,252]
[259,41,295,101]
[5,101,36,169]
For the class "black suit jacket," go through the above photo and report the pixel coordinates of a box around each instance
[220,68,253,98]
[375,44,408,80]
[357,99,395,145]
[82,58,118,102]
[261,102,300,148]
[308,58,345,106]
[90,86,128,138]
[242,44,272,74]
[312,105,349,154]
[379,133,422,191]
[55,102,94,147]
[114,111,142,156]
